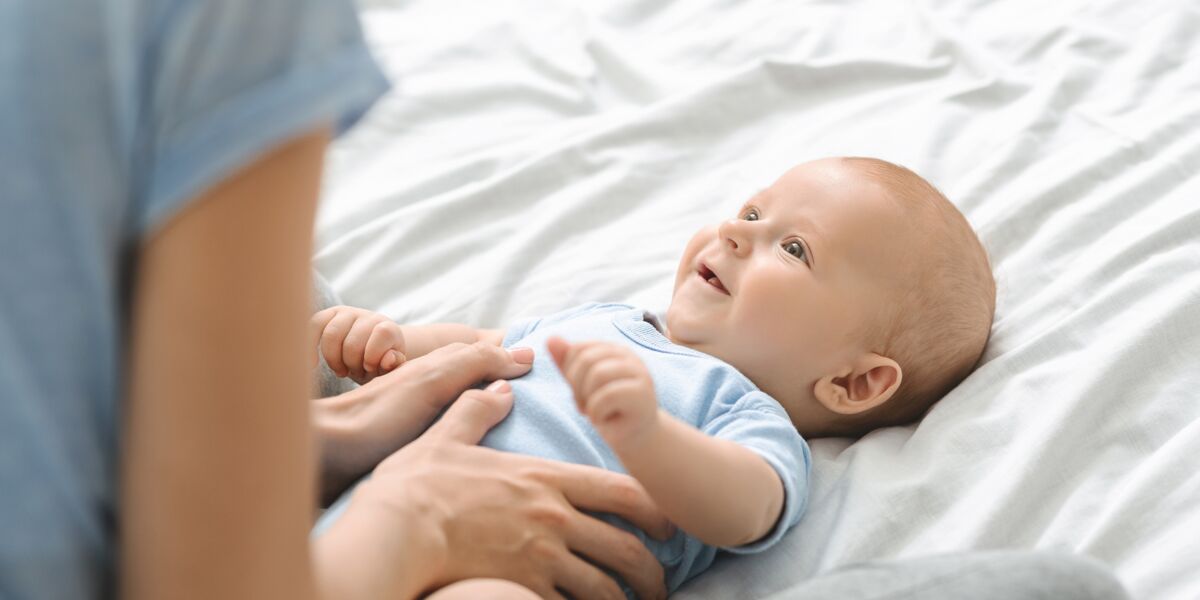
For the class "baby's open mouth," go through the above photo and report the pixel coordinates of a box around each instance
[698,262,730,295]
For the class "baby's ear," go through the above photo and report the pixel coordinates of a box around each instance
[813,354,902,416]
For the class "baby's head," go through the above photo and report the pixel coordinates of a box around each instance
[666,157,995,437]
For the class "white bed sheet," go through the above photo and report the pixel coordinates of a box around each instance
[315,1,1200,598]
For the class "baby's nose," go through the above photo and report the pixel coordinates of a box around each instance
[718,219,750,255]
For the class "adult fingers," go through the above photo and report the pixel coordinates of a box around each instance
[421,381,514,445]
[533,586,566,600]
[562,514,664,600]
[319,310,357,377]
[550,548,627,600]
[545,463,674,541]
[413,342,534,403]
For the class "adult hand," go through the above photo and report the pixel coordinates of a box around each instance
[314,341,534,504]
[317,380,671,600]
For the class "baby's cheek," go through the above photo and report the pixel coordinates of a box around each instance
[745,283,831,353]
[738,288,800,349]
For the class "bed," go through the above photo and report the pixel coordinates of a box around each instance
[313,1,1200,598]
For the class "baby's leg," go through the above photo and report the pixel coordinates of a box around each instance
[426,578,541,600]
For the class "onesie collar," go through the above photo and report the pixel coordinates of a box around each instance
[613,307,711,360]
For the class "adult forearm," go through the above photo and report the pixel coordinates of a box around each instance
[313,492,438,600]
[313,387,375,506]
[614,411,784,548]
[122,129,328,600]
[312,381,435,506]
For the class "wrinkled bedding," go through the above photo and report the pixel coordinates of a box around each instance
[315,1,1200,597]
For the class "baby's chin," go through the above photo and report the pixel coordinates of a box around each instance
[662,302,685,342]
[662,303,709,349]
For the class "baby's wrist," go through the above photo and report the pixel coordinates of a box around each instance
[609,408,664,457]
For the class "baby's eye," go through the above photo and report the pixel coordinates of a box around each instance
[783,240,806,261]
[742,208,760,221]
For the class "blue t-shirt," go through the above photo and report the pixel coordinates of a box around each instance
[0,1,388,597]
[318,303,811,594]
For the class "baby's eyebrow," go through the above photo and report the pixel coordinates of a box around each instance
[738,193,763,212]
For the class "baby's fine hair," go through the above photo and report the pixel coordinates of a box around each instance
[836,157,996,437]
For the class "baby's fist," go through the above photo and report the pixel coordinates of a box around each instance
[309,305,407,385]
[547,337,659,447]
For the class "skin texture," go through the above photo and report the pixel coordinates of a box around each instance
[123,127,671,600]
[313,158,951,597]
[547,337,785,548]
[124,128,331,600]
[315,378,671,600]
[666,158,919,435]
[311,342,536,506]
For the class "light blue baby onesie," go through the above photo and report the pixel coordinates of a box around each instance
[318,303,811,594]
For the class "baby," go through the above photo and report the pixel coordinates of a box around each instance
[312,157,996,598]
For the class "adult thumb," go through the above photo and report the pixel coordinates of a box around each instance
[423,380,514,445]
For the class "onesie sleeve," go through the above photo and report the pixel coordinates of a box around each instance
[702,392,812,553]
[134,0,390,237]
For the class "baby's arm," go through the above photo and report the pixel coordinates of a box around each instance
[310,305,503,384]
[401,323,505,359]
[547,338,783,547]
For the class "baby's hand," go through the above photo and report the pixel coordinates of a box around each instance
[310,305,407,385]
[547,337,659,448]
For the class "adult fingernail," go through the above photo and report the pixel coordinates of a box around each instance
[508,347,534,364]
[487,380,511,393]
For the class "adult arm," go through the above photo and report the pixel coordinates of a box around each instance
[122,128,331,599]
[122,127,669,599]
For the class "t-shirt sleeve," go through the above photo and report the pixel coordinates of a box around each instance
[702,392,812,553]
[134,0,390,237]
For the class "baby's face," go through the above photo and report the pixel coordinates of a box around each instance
[666,159,915,424]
